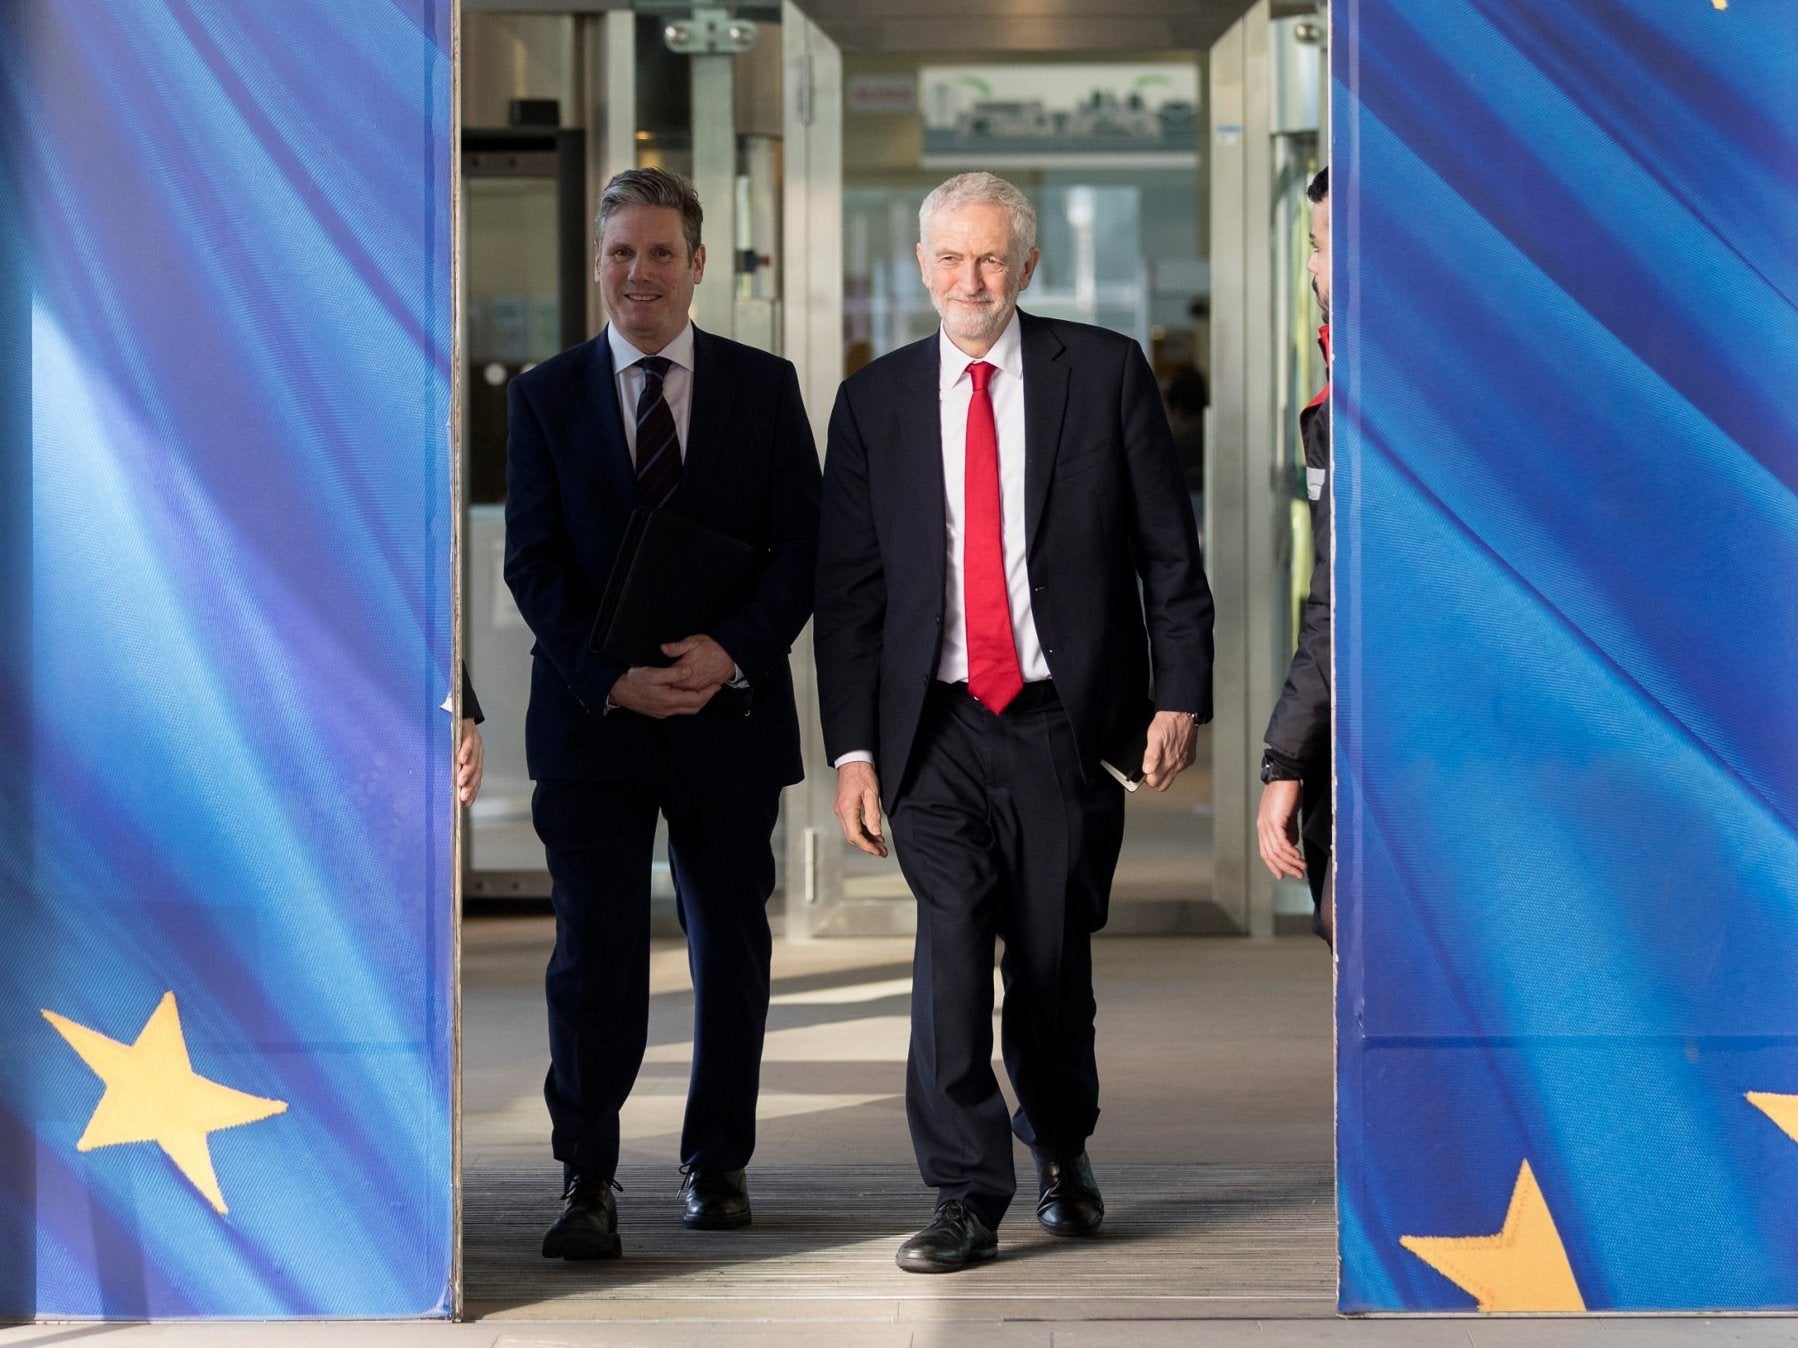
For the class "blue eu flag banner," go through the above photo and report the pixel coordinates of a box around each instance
[0,1,456,1318]
[1334,0,1798,1313]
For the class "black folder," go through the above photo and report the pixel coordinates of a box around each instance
[589,507,761,667]
[1099,695,1153,789]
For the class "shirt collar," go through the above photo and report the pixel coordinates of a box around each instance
[937,309,1023,393]
[608,321,696,375]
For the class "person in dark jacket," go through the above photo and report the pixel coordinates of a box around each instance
[816,172,1214,1272]
[1258,166,1333,944]
[505,169,820,1259]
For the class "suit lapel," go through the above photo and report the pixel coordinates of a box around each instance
[893,335,946,598]
[567,330,636,507]
[679,326,735,515]
[1020,311,1069,550]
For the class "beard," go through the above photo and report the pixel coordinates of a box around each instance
[936,292,1014,346]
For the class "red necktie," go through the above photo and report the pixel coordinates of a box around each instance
[963,361,1023,713]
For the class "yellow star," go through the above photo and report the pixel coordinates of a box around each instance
[43,991,287,1215]
[1748,1092,1798,1144]
[1400,1159,1586,1311]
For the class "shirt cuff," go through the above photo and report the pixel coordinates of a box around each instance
[1261,747,1306,781]
[833,750,875,769]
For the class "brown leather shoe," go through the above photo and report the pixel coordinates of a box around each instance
[895,1200,998,1273]
[541,1173,622,1260]
[680,1167,751,1229]
[1036,1152,1104,1237]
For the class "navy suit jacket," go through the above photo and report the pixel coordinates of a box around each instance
[504,326,820,790]
[815,310,1215,810]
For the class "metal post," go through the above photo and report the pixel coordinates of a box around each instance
[664,6,755,338]
[1208,0,1279,937]
[780,0,843,937]
[578,10,639,338]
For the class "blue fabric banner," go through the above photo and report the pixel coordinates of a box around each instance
[1334,0,1798,1313]
[0,1,456,1318]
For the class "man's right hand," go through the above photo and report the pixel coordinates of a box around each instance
[834,761,888,858]
[607,665,718,719]
[1256,778,1307,880]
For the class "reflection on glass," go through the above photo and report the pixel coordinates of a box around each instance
[465,178,561,505]
[467,178,562,365]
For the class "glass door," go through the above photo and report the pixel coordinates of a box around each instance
[462,128,587,895]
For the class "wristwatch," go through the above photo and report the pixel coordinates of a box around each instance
[1259,751,1302,784]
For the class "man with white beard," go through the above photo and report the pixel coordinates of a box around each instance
[814,171,1215,1271]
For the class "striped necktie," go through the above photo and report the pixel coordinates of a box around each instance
[633,355,681,507]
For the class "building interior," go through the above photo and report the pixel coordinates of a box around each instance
[462,0,1329,939]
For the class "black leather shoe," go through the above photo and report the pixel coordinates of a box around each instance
[680,1167,751,1229]
[541,1174,621,1260]
[1036,1152,1104,1237]
[895,1200,998,1273]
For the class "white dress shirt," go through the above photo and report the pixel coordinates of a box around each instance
[608,322,695,460]
[834,313,1048,769]
[933,313,1050,686]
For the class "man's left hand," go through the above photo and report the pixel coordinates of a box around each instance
[1140,710,1197,792]
[659,634,736,692]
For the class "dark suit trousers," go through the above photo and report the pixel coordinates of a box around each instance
[888,682,1126,1230]
[533,772,780,1182]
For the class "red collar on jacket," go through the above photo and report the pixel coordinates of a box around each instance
[1302,323,1330,412]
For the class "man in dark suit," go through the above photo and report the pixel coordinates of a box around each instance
[814,172,1215,1272]
[504,168,820,1260]
[1258,166,1333,945]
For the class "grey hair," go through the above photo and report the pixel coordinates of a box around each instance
[593,167,704,257]
[918,172,1038,260]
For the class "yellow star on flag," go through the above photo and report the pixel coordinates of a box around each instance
[1747,1092,1798,1144]
[43,991,287,1215]
[1400,1159,1585,1312]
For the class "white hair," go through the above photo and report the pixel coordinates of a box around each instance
[918,172,1038,260]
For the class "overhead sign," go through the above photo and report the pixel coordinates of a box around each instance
[847,73,917,115]
[919,64,1199,169]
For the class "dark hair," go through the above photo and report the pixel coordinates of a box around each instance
[1306,166,1329,204]
[594,167,703,257]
